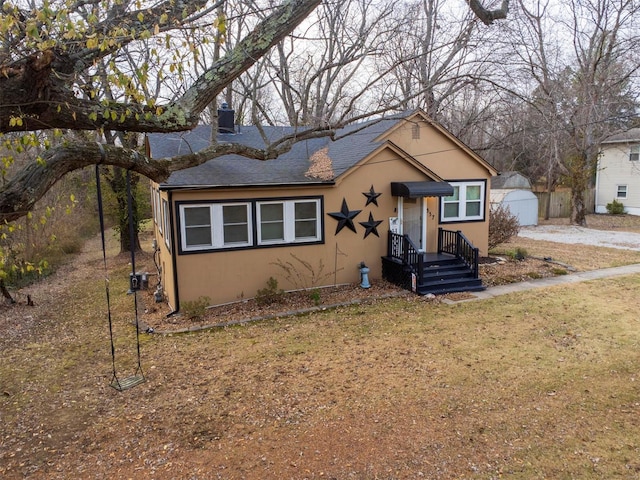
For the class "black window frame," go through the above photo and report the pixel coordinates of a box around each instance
[175,195,325,255]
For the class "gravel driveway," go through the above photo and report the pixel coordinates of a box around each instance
[518,225,640,251]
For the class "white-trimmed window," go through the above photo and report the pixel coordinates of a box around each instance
[151,187,157,224]
[440,181,485,222]
[257,199,321,245]
[154,190,162,232]
[162,198,171,248]
[630,145,639,162]
[617,185,628,198]
[179,202,252,251]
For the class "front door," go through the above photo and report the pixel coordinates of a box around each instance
[401,197,425,251]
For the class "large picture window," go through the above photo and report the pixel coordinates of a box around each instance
[179,202,252,252]
[440,181,486,222]
[257,199,321,245]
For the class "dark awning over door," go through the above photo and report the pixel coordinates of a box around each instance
[391,181,454,198]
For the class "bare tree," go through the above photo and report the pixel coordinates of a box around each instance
[374,0,502,122]
[226,0,398,128]
[497,0,639,225]
[0,0,510,224]
[564,0,640,224]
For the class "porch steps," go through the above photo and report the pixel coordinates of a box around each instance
[417,256,484,296]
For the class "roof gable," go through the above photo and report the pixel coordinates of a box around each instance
[333,140,445,187]
[376,109,498,176]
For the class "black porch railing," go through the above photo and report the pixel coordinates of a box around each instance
[387,231,424,276]
[386,228,479,280]
[437,228,479,278]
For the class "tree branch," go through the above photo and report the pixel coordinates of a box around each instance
[0,0,322,133]
[466,0,510,25]
[0,141,263,223]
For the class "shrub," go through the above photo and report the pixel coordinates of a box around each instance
[309,288,321,306]
[181,296,210,321]
[272,253,340,290]
[489,203,520,250]
[512,247,528,261]
[255,277,284,306]
[606,199,625,215]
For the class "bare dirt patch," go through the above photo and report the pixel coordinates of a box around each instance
[141,280,410,333]
[139,256,572,333]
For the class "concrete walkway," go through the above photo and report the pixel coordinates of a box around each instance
[446,263,640,303]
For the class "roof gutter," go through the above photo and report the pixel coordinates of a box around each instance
[601,139,640,145]
[158,180,335,192]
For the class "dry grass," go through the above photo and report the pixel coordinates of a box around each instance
[2,215,640,479]
[492,214,640,272]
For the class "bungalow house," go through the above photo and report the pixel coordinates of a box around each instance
[595,128,640,215]
[147,108,497,312]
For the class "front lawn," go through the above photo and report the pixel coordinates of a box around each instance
[2,231,640,478]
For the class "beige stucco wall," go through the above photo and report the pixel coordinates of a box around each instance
[161,150,431,307]
[150,185,178,310]
[381,118,492,179]
[381,116,493,253]
[151,113,495,308]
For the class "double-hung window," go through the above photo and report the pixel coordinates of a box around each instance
[440,181,485,222]
[222,204,251,244]
[617,185,628,199]
[630,145,640,162]
[180,202,252,252]
[257,199,321,245]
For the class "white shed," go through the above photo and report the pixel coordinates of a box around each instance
[490,189,539,226]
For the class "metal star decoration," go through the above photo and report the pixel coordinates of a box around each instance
[359,212,383,238]
[328,199,361,234]
[362,185,382,207]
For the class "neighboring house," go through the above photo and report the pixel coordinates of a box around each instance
[596,128,640,215]
[147,108,497,311]
[490,171,538,226]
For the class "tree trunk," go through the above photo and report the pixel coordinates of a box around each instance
[544,176,554,221]
[0,279,15,304]
[571,188,587,226]
[119,195,142,254]
[105,167,142,255]
[569,154,589,226]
